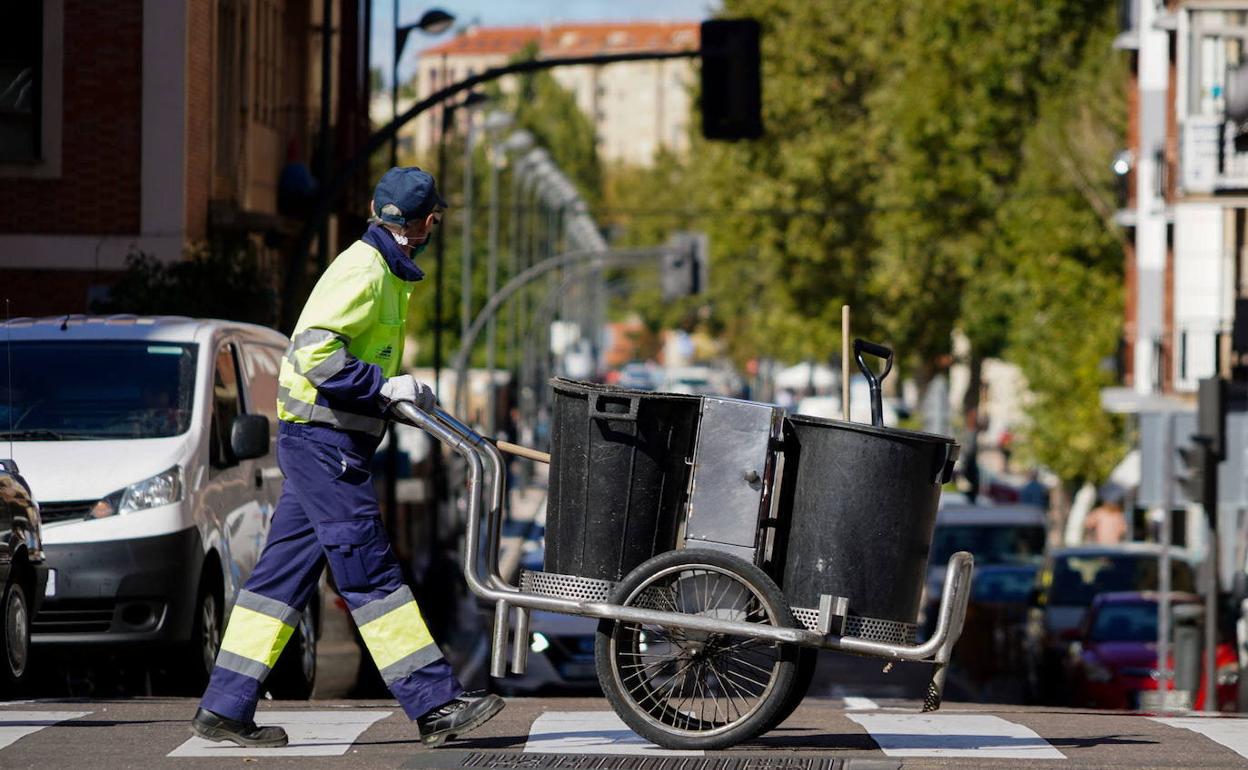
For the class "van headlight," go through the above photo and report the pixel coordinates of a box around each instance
[92,466,183,518]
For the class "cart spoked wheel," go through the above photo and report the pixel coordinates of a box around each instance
[595,549,799,750]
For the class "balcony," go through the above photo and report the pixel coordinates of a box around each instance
[1179,116,1248,193]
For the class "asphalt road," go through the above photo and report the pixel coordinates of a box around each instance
[6,692,1248,769]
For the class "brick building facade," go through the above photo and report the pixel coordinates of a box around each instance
[0,0,370,321]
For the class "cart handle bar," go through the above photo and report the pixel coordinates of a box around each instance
[392,401,975,663]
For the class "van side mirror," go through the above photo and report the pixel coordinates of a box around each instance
[231,414,271,460]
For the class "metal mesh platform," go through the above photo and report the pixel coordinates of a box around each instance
[519,570,614,602]
[518,572,915,645]
[845,614,916,645]
[791,606,916,644]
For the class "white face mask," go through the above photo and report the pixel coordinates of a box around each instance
[390,229,410,247]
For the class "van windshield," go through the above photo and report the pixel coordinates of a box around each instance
[929,523,1046,567]
[0,341,198,439]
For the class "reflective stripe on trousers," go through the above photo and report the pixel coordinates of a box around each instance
[214,590,302,681]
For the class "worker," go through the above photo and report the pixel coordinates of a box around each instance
[191,167,504,748]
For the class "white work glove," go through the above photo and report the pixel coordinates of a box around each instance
[380,374,436,412]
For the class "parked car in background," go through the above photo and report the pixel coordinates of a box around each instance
[793,376,901,426]
[1023,543,1199,704]
[952,563,1040,691]
[1066,591,1237,711]
[612,362,661,391]
[919,503,1047,636]
[0,459,48,693]
[662,365,721,395]
[0,315,315,696]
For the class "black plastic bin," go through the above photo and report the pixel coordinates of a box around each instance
[545,379,701,582]
[777,415,958,624]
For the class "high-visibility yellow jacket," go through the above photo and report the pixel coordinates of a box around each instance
[278,237,415,437]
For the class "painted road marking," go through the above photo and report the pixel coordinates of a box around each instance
[0,711,91,751]
[524,711,702,756]
[848,713,1066,759]
[168,710,391,757]
[1152,716,1248,760]
[842,697,880,710]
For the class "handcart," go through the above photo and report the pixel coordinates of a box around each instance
[392,339,974,751]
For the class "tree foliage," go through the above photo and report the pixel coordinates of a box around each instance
[598,0,1127,488]
[94,241,277,327]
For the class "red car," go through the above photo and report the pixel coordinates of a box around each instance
[1067,591,1237,711]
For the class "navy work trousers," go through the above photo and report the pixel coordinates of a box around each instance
[199,422,461,722]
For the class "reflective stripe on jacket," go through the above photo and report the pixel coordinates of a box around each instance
[277,239,415,436]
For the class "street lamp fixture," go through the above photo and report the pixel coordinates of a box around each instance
[392,5,456,167]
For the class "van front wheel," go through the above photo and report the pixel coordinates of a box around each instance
[179,577,222,694]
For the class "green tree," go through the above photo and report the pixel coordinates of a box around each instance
[94,241,277,327]
[997,10,1127,491]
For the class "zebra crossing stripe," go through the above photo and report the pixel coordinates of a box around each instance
[524,711,702,756]
[0,711,91,751]
[168,710,391,757]
[842,697,880,710]
[1151,716,1248,760]
[847,713,1066,759]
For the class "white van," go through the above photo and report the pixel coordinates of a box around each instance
[0,315,315,695]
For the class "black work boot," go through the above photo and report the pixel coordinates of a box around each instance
[416,694,505,747]
[190,707,289,748]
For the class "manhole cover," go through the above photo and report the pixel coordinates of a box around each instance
[404,751,878,770]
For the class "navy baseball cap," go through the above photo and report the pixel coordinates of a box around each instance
[373,166,448,226]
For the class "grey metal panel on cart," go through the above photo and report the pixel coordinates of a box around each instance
[683,397,784,560]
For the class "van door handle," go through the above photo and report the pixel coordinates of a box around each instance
[254,468,264,489]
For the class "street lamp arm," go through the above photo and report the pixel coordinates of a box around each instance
[282,48,698,330]
[449,245,678,399]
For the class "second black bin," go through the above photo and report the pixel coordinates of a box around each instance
[778,415,958,624]
[545,379,700,582]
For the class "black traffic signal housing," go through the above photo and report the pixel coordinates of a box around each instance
[700,19,762,140]
[662,232,708,301]
[1198,377,1227,462]
[1175,437,1209,509]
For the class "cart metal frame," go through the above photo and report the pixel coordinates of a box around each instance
[395,402,975,714]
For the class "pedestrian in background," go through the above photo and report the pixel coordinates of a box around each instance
[191,167,504,748]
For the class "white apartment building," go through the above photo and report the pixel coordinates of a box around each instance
[1112,0,1248,405]
[396,22,699,167]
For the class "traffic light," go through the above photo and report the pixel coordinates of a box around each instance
[1198,377,1227,461]
[700,19,763,140]
[662,232,708,300]
[1227,62,1248,151]
[1175,437,1209,509]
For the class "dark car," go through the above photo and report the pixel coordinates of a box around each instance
[1023,543,1198,704]
[0,459,48,692]
[1066,592,1237,711]
[952,563,1039,691]
[918,503,1047,636]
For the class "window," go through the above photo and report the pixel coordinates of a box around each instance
[0,2,42,162]
[241,344,282,424]
[253,0,282,128]
[0,341,197,440]
[216,0,243,180]
[1187,10,1248,118]
[210,345,243,469]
